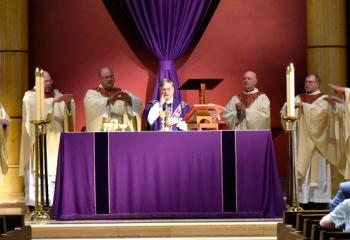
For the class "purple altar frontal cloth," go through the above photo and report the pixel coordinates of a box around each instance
[52,130,284,220]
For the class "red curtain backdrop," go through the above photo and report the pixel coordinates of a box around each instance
[29,0,307,178]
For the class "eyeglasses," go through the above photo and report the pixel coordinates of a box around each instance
[101,75,114,79]
[304,81,317,84]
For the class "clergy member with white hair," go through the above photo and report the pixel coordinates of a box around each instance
[144,78,190,131]
[223,71,271,130]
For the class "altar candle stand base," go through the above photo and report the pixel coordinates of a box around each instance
[30,205,51,223]
[283,116,303,212]
[30,120,51,223]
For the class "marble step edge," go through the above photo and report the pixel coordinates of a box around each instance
[31,221,278,239]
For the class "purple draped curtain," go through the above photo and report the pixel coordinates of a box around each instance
[118,0,216,101]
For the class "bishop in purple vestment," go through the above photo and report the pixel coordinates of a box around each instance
[144,79,190,131]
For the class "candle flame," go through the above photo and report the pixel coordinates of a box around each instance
[286,63,295,74]
[35,67,40,77]
[290,63,294,71]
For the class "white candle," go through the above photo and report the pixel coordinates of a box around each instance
[39,70,45,120]
[35,68,41,120]
[286,63,295,117]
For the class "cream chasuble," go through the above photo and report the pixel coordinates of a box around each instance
[334,88,350,179]
[281,90,338,203]
[223,88,270,130]
[0,104,9,186]
[20,89,75,205]
[84,88,142,132]
[344,88,350,178]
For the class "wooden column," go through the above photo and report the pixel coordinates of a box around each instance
[0,0,28,204]
[307,0,347,93]
[307,0,347,195]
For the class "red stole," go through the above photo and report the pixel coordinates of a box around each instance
[299,92,324,104]
[237,91,263,107]
[94,87,121,97]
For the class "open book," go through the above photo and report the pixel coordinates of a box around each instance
[183,104,224,123]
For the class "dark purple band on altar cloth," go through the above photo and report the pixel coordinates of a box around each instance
[94,132,110,214]
[221,131,236,212]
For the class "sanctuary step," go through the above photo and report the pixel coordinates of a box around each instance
[29,219,280,239]
[33,238,277,240]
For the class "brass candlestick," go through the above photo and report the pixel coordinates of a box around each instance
[283,116,303,212]
[30,119,51,223]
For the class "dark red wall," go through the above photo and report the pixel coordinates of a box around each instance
[29,0,307,178]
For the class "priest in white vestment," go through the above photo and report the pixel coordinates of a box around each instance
[223,71,270,130]
[0,103,9,186]
[328,84,350,179]
[20,71,75,206]
[84,67,142,132]
[281,74,338,204]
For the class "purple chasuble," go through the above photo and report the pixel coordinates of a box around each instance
[144,98,190,131]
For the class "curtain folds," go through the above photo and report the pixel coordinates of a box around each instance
[117,0,217,102]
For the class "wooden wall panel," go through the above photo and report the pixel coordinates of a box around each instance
[307,48,346,93]
[0,0,28,203]
[307,0,346,46]
[307,0,347,90]
[0,0,28,50]
[0,53,28,117]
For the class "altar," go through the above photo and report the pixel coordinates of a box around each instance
[52,130,284,220]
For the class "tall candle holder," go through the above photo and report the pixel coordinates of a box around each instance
[283,116,303,212]
[30,119,51,223]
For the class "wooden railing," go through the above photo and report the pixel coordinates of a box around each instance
[0,226,31,240]
[0,214,25,235]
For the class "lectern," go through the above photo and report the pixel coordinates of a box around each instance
[180,79,223,130]
[180,78,223,104]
